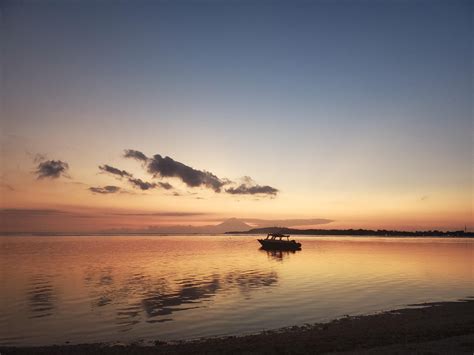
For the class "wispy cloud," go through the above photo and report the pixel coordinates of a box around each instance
[33,153,47,163]
[225,176,278,196]
[226,184,278,196]
[0,208,207,219]
[0,208,72,216]
[99,164,132,178]
[159,182,173,190]
[123,149,148,163]
[97,163,172,192]
[127,178,156,191]
[89,186,121,194]
[109,211,209,217]
[0,183,15,191]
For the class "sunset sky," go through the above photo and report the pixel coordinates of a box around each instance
[1,0,472,232]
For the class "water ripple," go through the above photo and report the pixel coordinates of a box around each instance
[0,235,472,346]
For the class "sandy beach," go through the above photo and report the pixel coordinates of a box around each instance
[2,299,473,354]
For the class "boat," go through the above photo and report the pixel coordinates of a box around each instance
[258,233,302,250]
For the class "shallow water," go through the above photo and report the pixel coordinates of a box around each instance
[0,235,472,346]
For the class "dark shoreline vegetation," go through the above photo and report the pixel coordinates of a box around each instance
[2,299,473,354]
[227,227,474,237]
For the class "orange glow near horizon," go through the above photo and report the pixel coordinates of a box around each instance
[1,111,471,233]
[0,161,472,233]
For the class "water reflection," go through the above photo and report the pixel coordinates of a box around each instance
[225,270,278,291]
[141,275,220,319]
[261,248,300,262]
[83,266,278,330]
[27,275,56,319]
[2,236,471,346]
[84,267,116,308]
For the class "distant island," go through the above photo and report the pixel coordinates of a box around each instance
[226,226,474,238]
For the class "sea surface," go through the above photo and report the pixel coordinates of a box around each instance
[0,235,472,346]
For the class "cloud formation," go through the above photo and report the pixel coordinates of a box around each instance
[225,176,278,196]
[97,163,172,191]
[109,211,208,217]
[123,149,149,163]
[34,153,47,163]
[123,149,278,196]
[99,164,132,178]
[35,160,69,179]
[158,182,173,190]
[128,178,156,191]
[89,186,121,194]
[0,208,72,216]
[0,183,14,191]
[226,184,278,196]
[148,154,226,192]
[123,149,227,191]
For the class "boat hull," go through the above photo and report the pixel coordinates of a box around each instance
[258,239,302,250]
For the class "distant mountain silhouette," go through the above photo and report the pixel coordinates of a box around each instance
[211,218,252,233]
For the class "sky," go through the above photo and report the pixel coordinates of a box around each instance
[1,0,472,232]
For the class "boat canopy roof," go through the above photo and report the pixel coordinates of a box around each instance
[266,233,290,240]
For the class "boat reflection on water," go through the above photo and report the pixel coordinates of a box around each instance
[260,248,300,262]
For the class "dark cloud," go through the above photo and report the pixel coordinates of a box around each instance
[99,164,132,178]
[123,149,279,196]
[147,154,226,192]
[158,182,173,190]
[98,163,172,191]
[225,176,278,197]
[127,178,156,191]
[35,160,69,179]
[89,186,121,194]
[123,149,226,191]
[123,149,149,163]
[226,184,278,196]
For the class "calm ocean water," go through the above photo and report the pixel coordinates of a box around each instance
[0,235,472,346]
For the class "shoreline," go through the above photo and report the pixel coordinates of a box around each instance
[226,228,474,238]
[2,299,473,354]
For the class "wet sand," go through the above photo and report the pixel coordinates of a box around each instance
[2,299,473,354]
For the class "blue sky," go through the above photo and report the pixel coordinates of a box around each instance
[1,0,472,231]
